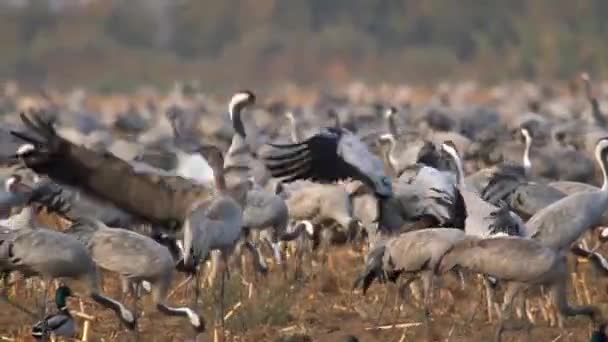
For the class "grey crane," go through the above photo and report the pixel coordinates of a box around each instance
[438,237,605,342]
[581,72,607,128]
[275,180,362,267]
[440,140,528,322]
[479,128,570,221]
[394,155,466,229]
[0,226,135,328]
[242,177,295,268]
[277,180,359,238]
[375,137,467,230]
[182,144,245,272]
[181,143,256,337]
[353,228,467,316]
[169,95,292,270]
[0,174,69,230]
[524,138,608,255]
[440,141,526,238]
[64,217,204,332]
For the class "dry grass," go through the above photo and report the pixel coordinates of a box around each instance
[0,216,606,341]
[2,247,605,342]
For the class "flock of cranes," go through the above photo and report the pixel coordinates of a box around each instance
[2,75,608,341]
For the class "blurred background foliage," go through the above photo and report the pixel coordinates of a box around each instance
[1,0,608,92]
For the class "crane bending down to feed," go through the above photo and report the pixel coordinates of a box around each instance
[0,226,136,329]
[64,217,204,332]
[0,174,70,230]
[438,237,606,342]
[353,228,467,318]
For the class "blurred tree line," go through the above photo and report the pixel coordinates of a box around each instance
[1,0,608,91]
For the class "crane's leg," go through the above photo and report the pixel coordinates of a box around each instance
[192,269,201,308]
[214,261,228,342]
[270,228,288,280]
[421,271,435,338]
[494,282,527,342]
[39,279,50,318]
[392,277,416,321]
[421,271,434,318]
[319,226,335,271]
[206,251,221,288]
[457,270,466,291]
[119,278,130,303]
[294,232,309,281]
[130,281,141,342]
[481,275,497,323]
[242,241,268,278]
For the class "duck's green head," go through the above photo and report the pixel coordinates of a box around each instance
[55,285,72,309]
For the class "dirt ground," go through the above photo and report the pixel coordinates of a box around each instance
[1,243,606,342]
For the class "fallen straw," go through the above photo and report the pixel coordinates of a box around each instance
[223,302,242,321]
[365,322,422,330]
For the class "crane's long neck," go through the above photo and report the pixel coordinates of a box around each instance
[210,161,226,192]
[386,137,398,172]
[286,113,302,143]
[386,112,398,136]
[584,78,606,127]
[442,145,465,187]
[595,144,608,191]
[522,133,532,177]
[226,97,254,205]
[379,137,397,175]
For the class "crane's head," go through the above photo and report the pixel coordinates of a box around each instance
[518,126,532,145]
[228,90,256,123]
[378,133,396,145]
[384,106,397,119]
[440,140,460,159]
[227,90,255,138]
[595,137,608,162]
[284,111,295,122]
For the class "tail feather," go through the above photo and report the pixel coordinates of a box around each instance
[353,245,386,294]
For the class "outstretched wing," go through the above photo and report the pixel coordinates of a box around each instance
[264,128,342,182]
[263,128,392,197]
[11,113,212,230]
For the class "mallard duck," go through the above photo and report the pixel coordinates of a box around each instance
[31,285,76,340]
[591,324,608,342]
